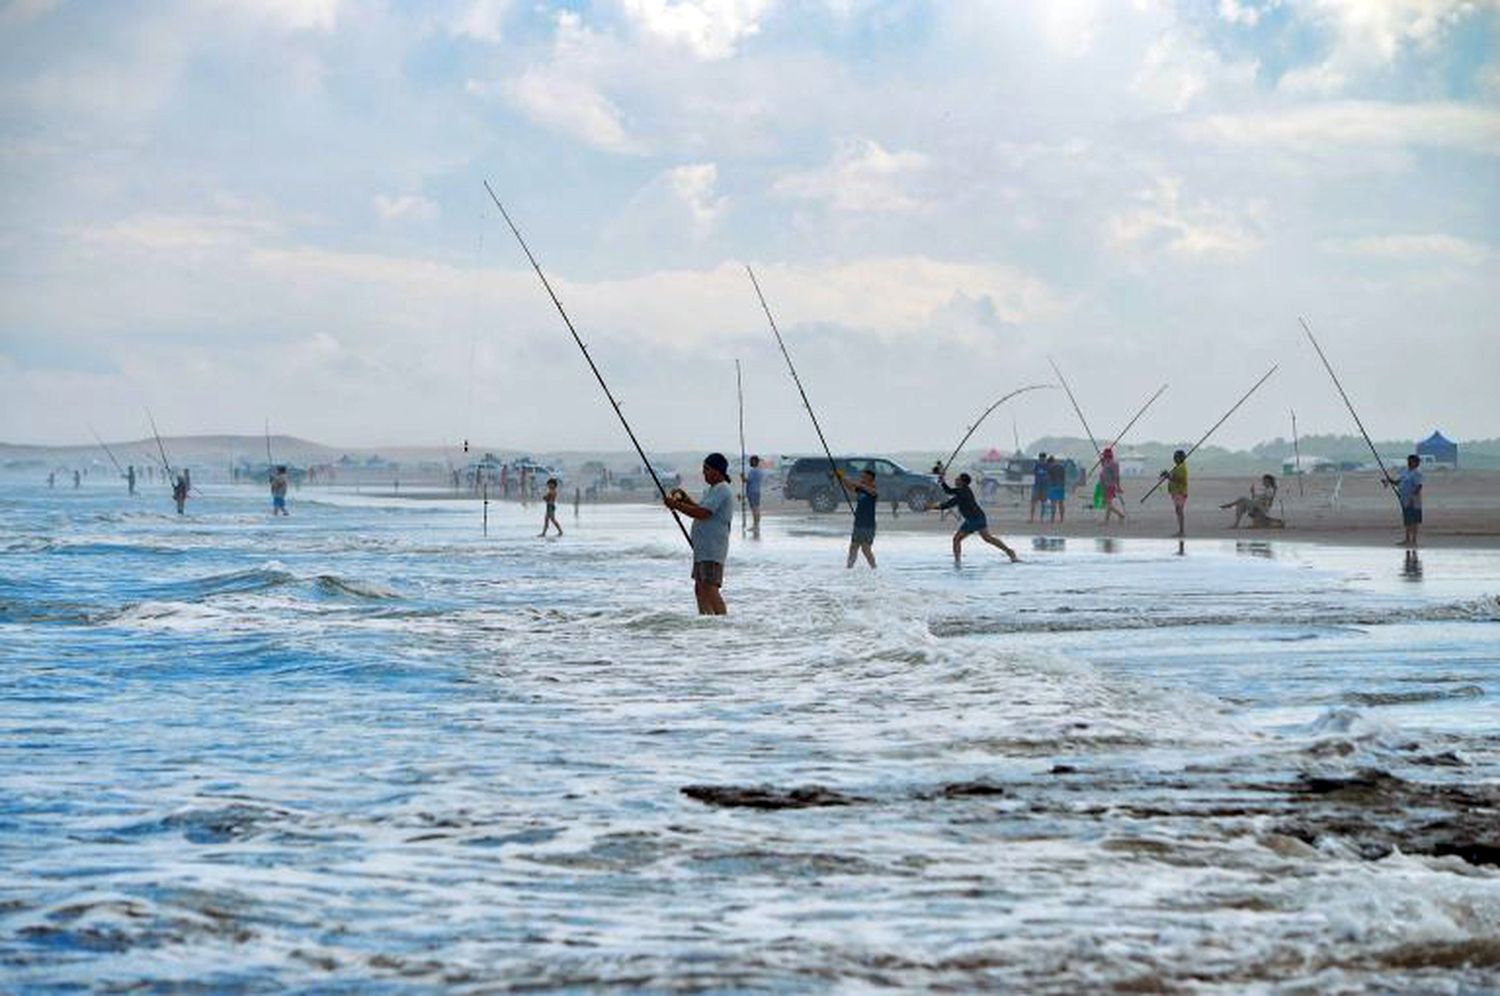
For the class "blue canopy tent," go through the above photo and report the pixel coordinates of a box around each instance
[1416,430,1458,468]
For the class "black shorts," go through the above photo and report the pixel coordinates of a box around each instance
[1402,506,1422,526]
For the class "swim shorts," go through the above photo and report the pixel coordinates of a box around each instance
[1047,486,1064,502]
[273,496,286,510]
[1172,493,1188,509]
[1402,505,1422,526]
[959,515,988,535]
[851,527,876,546]
[691,560,725,586]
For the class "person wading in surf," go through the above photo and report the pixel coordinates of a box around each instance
[539,477,563,537]
[937,471,1019,567]
[745,454,765,537]
[664,453,734,615]
[834,466,878,569]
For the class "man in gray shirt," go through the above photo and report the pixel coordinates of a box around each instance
[665,452,734,615]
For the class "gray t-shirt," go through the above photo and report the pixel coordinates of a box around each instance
[691,481,734,563]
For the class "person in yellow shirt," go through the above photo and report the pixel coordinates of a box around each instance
[1160,449,1188,538]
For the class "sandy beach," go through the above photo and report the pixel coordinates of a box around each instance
[386,469,1500,550]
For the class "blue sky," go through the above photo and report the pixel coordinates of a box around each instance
[1,0,1496,453]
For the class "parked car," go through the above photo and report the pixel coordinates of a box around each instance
[782,456,939,513]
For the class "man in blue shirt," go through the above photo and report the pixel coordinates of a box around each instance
[1029,453,1049,522]
[1390,453,1424,548]
[665,452,734,615]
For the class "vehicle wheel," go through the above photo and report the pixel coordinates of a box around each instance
[905,486,933,512]
[809,487,838,513]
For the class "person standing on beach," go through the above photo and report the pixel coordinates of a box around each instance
[1099,448,1125,525]
[539,477,563,537]
[664,453,734,615]
[937,471,1019,567]
[835,466,878,569]
[1029,453,1048,522]
[270,466,290,516]
[745,455,765,537]
[1160,449,1188,538]
[1389,454,1423,548]
[1046,455,1066,523]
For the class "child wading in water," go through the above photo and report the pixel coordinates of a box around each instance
[835,466,878,569]
[937,471,1019,567]
[539,477,563,537]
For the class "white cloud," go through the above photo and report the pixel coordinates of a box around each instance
[80,212,280,250]
[619,0,773,60]
[1278,0,1494,93]
[373,194,439,223]
[773,138,930,214]
[210,0,341,33]
[1216,0,1273,27]
[1188,101,1500,157]
[447,0,510,42]
[1132,28,1259,112]
[1321,233,1490,263]
[666,163,727,240]
[1040,0,1103,58]
[1106,178,1264,259]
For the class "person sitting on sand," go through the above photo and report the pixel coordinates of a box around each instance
[834,465,878,569]
[936,471,1019,567]
[1220,474,1283,529]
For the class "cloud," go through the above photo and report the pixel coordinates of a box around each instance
[619,0,773,60]
[1187,101,1500,157]
[80,212,280,250]
[1277,0,1494,93]
[0,0,60,27]
[373,193,439,223]
[1039,0,1103,58]
[447,0,510,42]
[210,0,341,33]
[1321,233,1490,263]
[1131,27,1259,112]
[773,138,930,214]
[1106,178,1264,259]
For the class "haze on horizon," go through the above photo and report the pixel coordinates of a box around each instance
[1,0,1496,455]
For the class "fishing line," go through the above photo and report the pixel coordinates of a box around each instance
[938,384,1055,477]
[1139,365,1278,504]
[483,181,691,547]
[745,264,854,516]
[1299,317,1402,512]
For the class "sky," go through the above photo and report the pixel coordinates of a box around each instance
[0,0,1496,456]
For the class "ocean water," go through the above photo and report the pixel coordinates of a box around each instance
[3,484,1498,991]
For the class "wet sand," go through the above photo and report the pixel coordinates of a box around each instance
[386,470,1500,550]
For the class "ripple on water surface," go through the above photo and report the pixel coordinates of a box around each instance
[1,488,1498,990]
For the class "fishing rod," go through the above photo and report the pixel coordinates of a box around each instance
[1048,356,1101,475]
[483,181,691,547]
[1084,382,1169,478]
[736,358,747,538]
[145,407,175,481]
[88,426,126,478]
[1299,317,1402,511]
[264,418,275,470]
[745,264,855,516]
[938,384,1054,476]
[1290,408,1304,498]
[1139,365,1278,504]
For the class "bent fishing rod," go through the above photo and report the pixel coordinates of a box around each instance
[1048,356,1102,476]
[1083,382,1169,479]
[1139,365,1278,504]
[483,181,691,547]
[736,359,747,538]
[938,384,1055,477]
[1299,317,1402,512]
[745,264,855,516]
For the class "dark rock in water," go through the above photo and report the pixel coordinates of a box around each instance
[923,780,1006,800]
[1275,769,1500,868]
[680,785,864,810]
[1050,765,1077,775]
[1412,750,1467,768]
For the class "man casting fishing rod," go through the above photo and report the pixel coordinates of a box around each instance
[663,453,735,615]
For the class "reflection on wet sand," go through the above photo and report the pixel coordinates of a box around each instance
[1095,537,1121,555]
[1236,540,1275,560]
[1402,549,1423,581]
